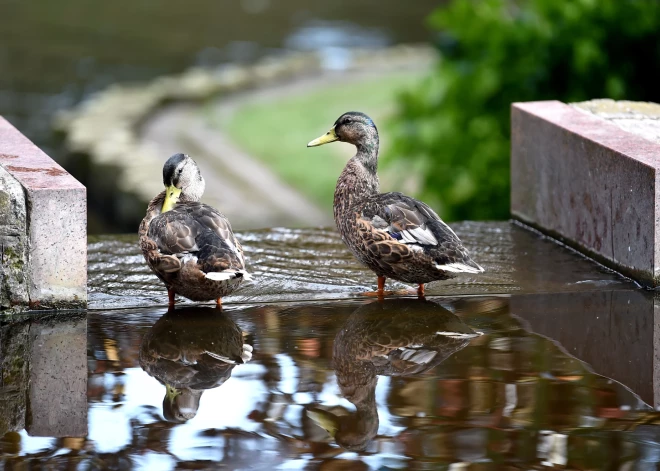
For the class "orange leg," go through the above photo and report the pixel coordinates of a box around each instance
[168,289,176,308]
[360,276,417,298]
[377,276,386,294]
[216,297,222,308]
[417,284,425,298]
[360,276,387,297]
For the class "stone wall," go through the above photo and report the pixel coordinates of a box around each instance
[511,100,660,287]
[0,117,87,311]
[0,166,29,308]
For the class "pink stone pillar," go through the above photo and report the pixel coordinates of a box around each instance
[0,117,86,310]
[511,101,660,286]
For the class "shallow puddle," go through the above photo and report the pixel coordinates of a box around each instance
[3,293,660,469]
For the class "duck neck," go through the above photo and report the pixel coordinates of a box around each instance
[333,133,380,222]
[180,183,204,203]
[355,129,379,175]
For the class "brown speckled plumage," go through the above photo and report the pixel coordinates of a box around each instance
[310,112,483,292]
[139,153,249,304]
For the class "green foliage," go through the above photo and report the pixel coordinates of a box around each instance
[386,0,660,221]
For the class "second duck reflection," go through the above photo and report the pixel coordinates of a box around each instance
[137,298,478,450]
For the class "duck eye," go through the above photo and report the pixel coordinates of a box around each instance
[343,118,352,125]
[178,169,183,175]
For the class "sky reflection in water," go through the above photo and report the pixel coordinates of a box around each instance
[4,294,660,469]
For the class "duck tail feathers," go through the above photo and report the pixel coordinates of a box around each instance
[435,259,484,274]
[205,269,253,281]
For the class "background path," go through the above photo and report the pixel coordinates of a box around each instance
[139,63,431,229]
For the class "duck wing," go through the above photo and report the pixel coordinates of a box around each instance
[359,192,483,273]
[147,202,246,273]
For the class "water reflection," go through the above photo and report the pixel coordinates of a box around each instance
[5,294,660,468]
[309,299,479,451]
[138,307,253,423]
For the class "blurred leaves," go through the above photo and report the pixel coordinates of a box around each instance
[385,0,660,221]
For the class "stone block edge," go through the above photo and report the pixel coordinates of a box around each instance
[0,116,87,311]
[512,100,660,170]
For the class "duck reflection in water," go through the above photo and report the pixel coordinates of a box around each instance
[308,298,480,452]
[138,307,253,423]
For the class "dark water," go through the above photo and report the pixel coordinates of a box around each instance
[0,0,438,157]
[3,295,660,469]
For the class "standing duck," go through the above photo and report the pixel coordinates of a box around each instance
[139,153,251,307]
[308,112,483,297]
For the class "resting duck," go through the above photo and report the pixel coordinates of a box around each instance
[139,153,251,307]
[308,112,483,296]
[308,298,479,451]
[138,307,253,422]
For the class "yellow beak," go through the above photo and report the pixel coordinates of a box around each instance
[161,185,182,213]
[307,127,339,147]
[307,409,339,437]
[165,384,180,401]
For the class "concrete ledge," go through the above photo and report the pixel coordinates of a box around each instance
[511,100,660,286]
[0,117,87,310]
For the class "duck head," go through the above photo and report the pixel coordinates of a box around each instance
[307,111,378,150]
[163,384,203,423]
[161,153,205,212]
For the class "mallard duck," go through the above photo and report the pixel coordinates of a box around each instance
[308,112,483,297]
[139,153,251,307]
[308,298,479,451]
[138,307,253,422]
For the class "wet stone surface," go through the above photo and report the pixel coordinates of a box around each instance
[5,221,660,468]
[87,221,634,310]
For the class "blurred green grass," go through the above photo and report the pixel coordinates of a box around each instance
[213,71,426,210]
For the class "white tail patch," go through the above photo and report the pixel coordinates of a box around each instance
[436,262,484,274]
[241,345,253,363]
[205,272,235,281]
[205,269,253,281]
